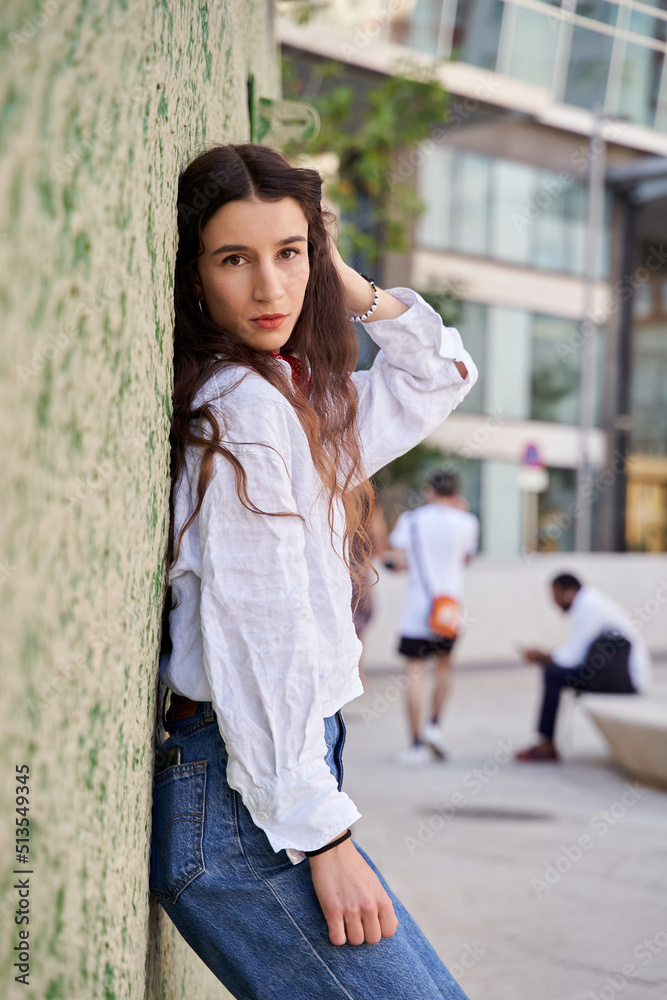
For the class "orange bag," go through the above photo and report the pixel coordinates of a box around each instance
[428,595,462,640]
[410,512,462,639]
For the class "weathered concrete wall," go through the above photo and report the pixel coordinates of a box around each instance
[0,2,276,997]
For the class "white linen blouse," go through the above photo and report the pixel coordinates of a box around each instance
[160,287,478,856]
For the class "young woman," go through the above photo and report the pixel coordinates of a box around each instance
[150,143,477,999]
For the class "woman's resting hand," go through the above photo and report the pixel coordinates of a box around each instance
[308,836,399,946]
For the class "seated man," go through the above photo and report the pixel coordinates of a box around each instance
[516,572,652,761]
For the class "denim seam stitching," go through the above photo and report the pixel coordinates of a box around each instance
[237,840,359,999]
[152,765,207,903]
[193,766,206,888]
[158,813,203,862]
[154,760,207,783]
[171,766,207,900]
[229,729,357,999]
[231,788,244,845]
[165,716,216,739]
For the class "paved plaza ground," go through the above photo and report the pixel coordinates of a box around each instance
[342,659,667,1000]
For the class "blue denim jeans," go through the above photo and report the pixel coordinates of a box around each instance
[149,700,469,1000]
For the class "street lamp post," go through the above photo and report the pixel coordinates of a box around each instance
[575,107,606,552]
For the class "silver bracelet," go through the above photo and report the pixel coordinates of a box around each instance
[349,274,379,323]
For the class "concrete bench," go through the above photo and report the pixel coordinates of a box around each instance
[581,694,667,788]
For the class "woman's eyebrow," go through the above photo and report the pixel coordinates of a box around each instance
[211,235,308,256]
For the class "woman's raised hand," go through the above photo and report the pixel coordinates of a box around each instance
[322,218,410,324]
[308,837,399,946]
[323,218,347,282]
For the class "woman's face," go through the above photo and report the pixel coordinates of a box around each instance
[193,196,311,353]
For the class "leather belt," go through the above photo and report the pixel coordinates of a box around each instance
[165,693,199,723]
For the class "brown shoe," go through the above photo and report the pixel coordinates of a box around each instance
[515,742,559,762]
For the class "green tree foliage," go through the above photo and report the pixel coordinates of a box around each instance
[374,442,447,490]
[531,362,581,422]
[418,290,462,329]
[283,59,450,263]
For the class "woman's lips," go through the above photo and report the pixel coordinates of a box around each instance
[251,314,287,330]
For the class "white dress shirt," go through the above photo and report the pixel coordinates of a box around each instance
[161,288,478,855]
[389,504,479,637]
[552,585,652,692]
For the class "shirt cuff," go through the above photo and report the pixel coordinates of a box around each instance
[286,848,307,865]
[551,646,579,668]
[364,287,478,393]
[228,754,362,854]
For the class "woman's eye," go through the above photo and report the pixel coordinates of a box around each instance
[279,248,299,260]
[222,254,244,266]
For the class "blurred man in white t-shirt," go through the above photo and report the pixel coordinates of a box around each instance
[516,572,651,761]
[387,470,479,765]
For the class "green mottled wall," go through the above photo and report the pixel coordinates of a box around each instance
[0,2,275,997]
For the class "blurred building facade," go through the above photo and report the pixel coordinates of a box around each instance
[278,0,667,555]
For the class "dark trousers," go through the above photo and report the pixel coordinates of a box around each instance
[538,632,636,740]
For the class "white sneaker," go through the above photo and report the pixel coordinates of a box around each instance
[396,743,431,767]
[424,723,448,760]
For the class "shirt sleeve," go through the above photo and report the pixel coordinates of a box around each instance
[351,287,479,478]
[197,395,361,853]
[551,592,599,668]
[468,516,480,556]
[388,510,411,552]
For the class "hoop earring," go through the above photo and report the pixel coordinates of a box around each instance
[198,299,206,315]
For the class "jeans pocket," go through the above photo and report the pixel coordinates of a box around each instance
[149,760,207,903]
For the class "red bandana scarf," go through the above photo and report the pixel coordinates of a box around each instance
[270,352,310,394]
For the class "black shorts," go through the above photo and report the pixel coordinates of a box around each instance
[398,635,456,659]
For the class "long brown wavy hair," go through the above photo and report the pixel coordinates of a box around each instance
[164,143,375,626]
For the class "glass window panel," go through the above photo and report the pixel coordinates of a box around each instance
[537,468,578,552]
[451,0,471,54]
[617,41,662,126]
[591,323,605,427]
[402,0,442,55]
[486,307,531,418]
[460,0,505,69]
[565,25,615,111]
[506,8,559,88]
[416,146,453,249]
[575,0,619,26]
[628,9,662,38]
[491,159,534,264]
[532,170,567,271]
[563,183,588,275]
[452,152,491,255]
[631,318,667,455]
[633,8,667,123]
[456,302,486,413]
[596,190,612,278]
[531,314,581,423]
[634,282,653,319]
